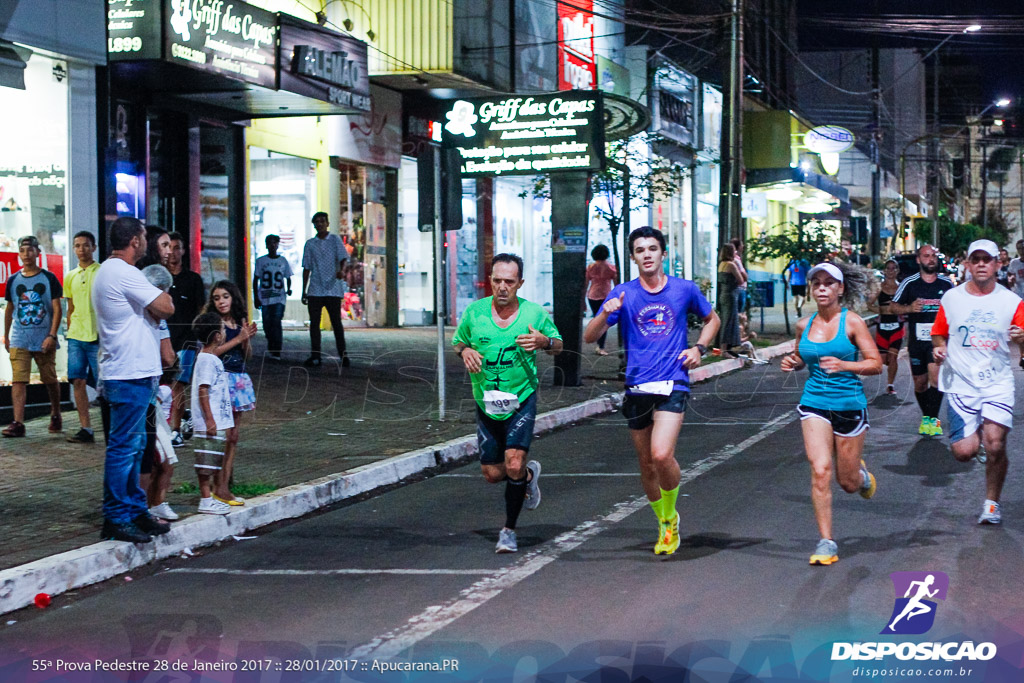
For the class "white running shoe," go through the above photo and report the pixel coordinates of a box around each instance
[978,501,1001,525]
[495,528,518,553]
[198,497,231,515]
[524,460,541,510]
[149,502,179,521]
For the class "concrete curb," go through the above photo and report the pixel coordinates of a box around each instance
[0,339,794,615]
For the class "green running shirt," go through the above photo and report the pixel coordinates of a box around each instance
[453,297,562,420]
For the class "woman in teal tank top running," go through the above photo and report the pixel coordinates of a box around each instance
[780,262,882,566]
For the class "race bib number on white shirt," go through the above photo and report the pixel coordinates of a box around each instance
[973,359,997,388]
[629,380,674,396]
[483,390,520,416]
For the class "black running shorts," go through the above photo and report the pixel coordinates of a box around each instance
[476,391,537,465]
[622,390,689,431]
[908,341,933,376]
[797,404,869,437]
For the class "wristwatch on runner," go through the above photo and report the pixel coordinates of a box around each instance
[695,344,708,356]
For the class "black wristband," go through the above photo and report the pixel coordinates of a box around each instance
[695,344,707,356]
[457,347,465,358]
[546,336,554,350]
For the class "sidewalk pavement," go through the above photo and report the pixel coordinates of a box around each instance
[0,322,796,615]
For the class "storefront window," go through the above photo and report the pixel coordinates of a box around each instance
[694,160,719,290]
[199,126,237,289]
[337,162,366,326]
[453,180,479,319]
[249,147,317,321]
[397,157,433,325]
[0,53,69,385]
[0,54,68,256]
[493,177,552,309]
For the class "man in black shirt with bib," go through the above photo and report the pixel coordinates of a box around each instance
[891,244,954,436]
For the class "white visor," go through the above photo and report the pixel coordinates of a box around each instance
[806,262,844,283]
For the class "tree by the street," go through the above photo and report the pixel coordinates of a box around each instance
[746,220,841,334]
[522,133,693,277]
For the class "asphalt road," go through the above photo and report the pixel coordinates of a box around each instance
[2,359,1023,682]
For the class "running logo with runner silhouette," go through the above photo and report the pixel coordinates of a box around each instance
[881,571,949,635]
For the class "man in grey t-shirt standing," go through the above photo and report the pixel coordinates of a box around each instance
[301,211,349,368]
[2,236,63,437]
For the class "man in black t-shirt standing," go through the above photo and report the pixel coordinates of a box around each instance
[891,244,954,437]
[166,232,206,446]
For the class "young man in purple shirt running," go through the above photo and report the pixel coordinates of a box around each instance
[584,226,720,556]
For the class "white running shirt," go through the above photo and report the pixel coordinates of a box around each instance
[931,284,1024,396]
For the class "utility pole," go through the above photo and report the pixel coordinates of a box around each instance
[931,52,940,248]
[870,41,882,257]
[719,0,744,246]
[981,140,989,229]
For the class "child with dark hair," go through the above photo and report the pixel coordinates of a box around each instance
[190,312,234,515]
[203,281,257,506]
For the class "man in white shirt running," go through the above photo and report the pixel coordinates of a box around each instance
[931,239,1024,525]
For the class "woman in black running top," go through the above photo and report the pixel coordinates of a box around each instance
[869,259,904,394]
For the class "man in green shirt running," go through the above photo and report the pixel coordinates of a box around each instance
[453,253,563,553]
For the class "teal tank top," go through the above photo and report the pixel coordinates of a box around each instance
[799,309,866,411]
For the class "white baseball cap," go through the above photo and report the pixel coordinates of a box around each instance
[806,262,844,283]
[967,239,999,258]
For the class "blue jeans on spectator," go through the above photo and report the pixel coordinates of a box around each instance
[67,338,99,386]
[261,302,286,355]
[103,377,157,524]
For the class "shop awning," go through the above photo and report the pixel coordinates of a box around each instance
[107,0,371,118]
[0,43,28,90]
[746,166,850,213]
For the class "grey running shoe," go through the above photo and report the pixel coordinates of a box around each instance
[978,501,1001,525]
[495,528,518,553]
[976,445,988,464]
[809,538,838,565]
[524,460,542,510]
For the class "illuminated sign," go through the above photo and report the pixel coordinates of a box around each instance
[165,0,278,88]
[442,91,604,176]
[107,0,162,60]
[105,0,371,112]
[557,0,596,90]
[279,16,371,112]
[804,126,855,154]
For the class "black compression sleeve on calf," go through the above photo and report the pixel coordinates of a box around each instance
[926,387,944,419]
[915,388,928,413]
[504,474,528,530]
